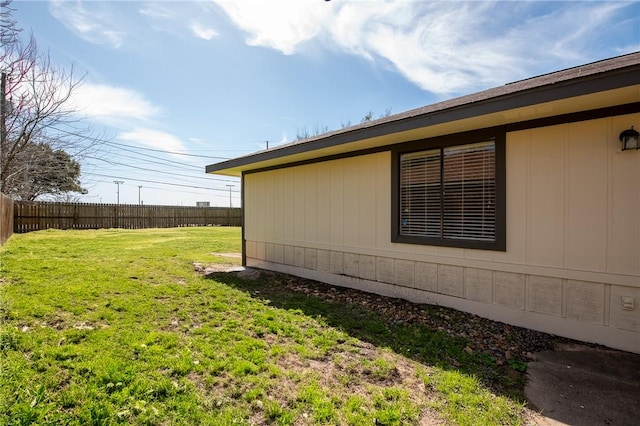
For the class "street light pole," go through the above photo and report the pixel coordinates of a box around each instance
[113,180,124,204]
[138,185,142,205]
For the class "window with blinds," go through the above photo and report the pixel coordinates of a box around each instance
[399,140,496,243]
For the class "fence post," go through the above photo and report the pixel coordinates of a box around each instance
[0,193,14,245]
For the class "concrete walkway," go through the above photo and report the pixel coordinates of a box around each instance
[525,344,640,426]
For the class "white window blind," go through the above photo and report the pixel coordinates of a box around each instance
[399,149,440,237]
[399,140,496,242]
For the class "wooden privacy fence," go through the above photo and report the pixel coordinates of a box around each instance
[0,193,14,245]
[13,202,242,233]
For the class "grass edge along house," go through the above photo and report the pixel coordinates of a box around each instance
[207,53,640,354]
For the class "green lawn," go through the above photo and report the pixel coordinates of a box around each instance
[1,228,530,425]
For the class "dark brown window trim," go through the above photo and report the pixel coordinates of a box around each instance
[240,104,638,256]
[391,128,506,251]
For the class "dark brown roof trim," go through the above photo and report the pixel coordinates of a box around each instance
[242,103,640,176]
[207,52,640,174]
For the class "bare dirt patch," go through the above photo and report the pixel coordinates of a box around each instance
[252,346,445,425]
[210,252,242,259]
[193,261,243,274]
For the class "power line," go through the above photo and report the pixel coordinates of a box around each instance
[95,142,205,170]
[47,126,245,197]
[84,155,237,183]
[102,140,231,159]
[86,179,233,197]
[90,151,204,174]
[51,125,234,160]
[48,128,207,172]
[84,172,240,193]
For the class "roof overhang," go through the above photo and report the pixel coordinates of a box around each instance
[207,53,640,177]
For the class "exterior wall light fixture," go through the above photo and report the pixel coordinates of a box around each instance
[619,126,639,151]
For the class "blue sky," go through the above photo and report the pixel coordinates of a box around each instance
[11,0,640,206]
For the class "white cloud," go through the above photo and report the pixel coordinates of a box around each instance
[190,22,219,40]
[49,0,127,48]
[210,0,518,93]
[355,2,520,94]
[138,4,173,20]
[118,128,187,153]
[137,3,221,42]
[213,0,333,54]
[71,83,160,121]
[212,0,637,95]
[188,137,207,144]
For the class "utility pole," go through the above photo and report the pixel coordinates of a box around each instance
[138,185,142,205]
[225,184,234,226]
[113,180,124,204]
[225,184,234,208]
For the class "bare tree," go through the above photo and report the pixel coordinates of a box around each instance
[1,0,98,199]
[360,108,392,123]
[295,125,330,142]
[295,108,393,141]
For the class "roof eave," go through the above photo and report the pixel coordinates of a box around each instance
[206,53,640,177]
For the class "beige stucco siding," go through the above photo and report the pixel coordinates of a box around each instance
[246,154,392,252]
[244,113,640,352]
[513,116,638,276]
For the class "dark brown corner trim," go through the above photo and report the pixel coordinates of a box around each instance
[241,172,247,267]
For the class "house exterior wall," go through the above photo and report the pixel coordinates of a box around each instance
[243,112,640,353]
